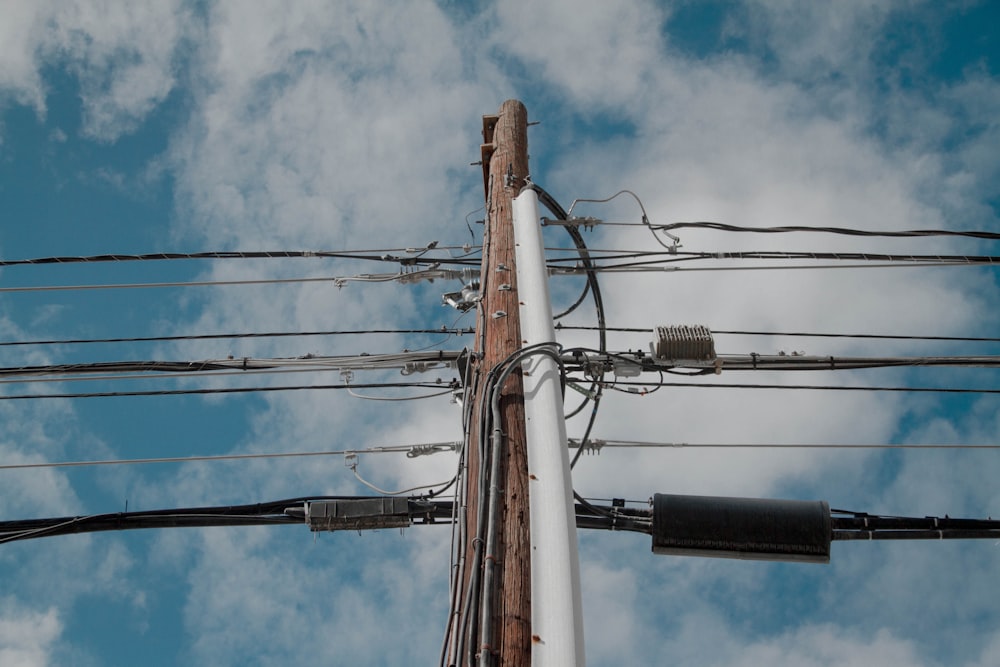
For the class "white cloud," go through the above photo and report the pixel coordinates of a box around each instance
[491,0,669,110]
[0,2,48,113]
[0,598,61,667]
[0,0,190,141]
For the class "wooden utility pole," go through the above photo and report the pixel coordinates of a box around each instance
[452,99,531,666]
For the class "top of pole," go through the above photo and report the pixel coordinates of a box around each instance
[480,100,528,200]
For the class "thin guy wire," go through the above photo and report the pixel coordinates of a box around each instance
[0,442,463,471]
[568,439,1000,451]
[0,381,455,401]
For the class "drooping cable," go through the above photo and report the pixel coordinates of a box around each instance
[565,189,679,251]
[0,495,458,545]
[647,221,1000,240]
[349,460,456,497]
[476,344,566,663]
[532,185,607,448]
[0,247,480,268]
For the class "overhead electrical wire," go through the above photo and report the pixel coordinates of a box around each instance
[0,275,354,293]
[642,221,1000,240]
[0,267,480,294]
[0,495,404,545]
[0,442,462,471]
[554,324,1000,344]
[0,380,457,401]
[567,439,1000,453]
[546,250,1000,274]
[560,350,1000,374]
[6,498,1000,546]
[0,366,453,388]
[4,438,992,474]
[0,350,462,380]
[552,217,1000,242]
[0,327,475,348]
[567,378,1000,394]
[0,246,480,268]
[553,261,995,274]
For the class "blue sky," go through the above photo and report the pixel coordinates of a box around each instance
[1,1,999,665]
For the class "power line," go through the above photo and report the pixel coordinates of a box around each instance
[0,351,463,380]
[9,439,990,474]
[569,439,1000,452]
[569,377,1000,394]
[560,218,1000,242]
[0,246,480,268]
[569,352,1000,373]
[547,251,1000,274]
[555,324,1000,344]
[0,275,346,293]
[0,266,485,294]
[0,442,462,471]
[0,327,475,348]
[645,221,1000,240]
[0,380,457,401]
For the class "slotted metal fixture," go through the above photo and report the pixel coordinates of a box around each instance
[653,325,717,362]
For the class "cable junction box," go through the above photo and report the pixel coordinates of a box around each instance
[653,325,716,362]
[305,498,412,532]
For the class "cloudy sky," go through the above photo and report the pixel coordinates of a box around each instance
[1,1,999,665]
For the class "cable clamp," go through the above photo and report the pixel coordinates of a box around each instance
[565,381,597,399]
[570,438,604,455]
[570,216,601,230]
[400,361,436,375]
[406,442,460,458]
